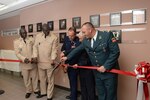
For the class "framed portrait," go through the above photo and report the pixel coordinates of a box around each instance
[110,12,121,26]
[72,17,81,29]
[111,30,122,43]
[59,19,67,30]
[47,21,54,31]
[37,23,42,32]
[21,25,25,29]
[59,32,66,43]
[90,15,100,28]
[132,9,146,24]
[28,24,33,33]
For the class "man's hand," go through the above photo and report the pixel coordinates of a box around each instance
[61,57,67,62]
[63,66,68,73]
[97,66,106,73]
[24,58,30,64]
[71,46,75,48]
[60,52,65,58]
[31,57,38,64]
[51,60,55,66]
[73,64,78,69]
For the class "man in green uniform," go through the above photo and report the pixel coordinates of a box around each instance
[61,22,120,100]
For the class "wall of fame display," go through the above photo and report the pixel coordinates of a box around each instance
[15,8,147,43]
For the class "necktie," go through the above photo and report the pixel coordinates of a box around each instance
[91,38,95,48]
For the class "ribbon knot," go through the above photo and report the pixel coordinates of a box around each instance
[134,61,150,100]
[135,61,150,83]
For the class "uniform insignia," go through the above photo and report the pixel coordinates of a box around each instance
[19,48,22,51]
[112,38,117,42]
[99,36,102,40]
[19,43,23,48]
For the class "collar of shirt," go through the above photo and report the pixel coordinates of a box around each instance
[91,30,98,48]
[92,30,98,41]
[41,32,51,37]
[19,36,29,41]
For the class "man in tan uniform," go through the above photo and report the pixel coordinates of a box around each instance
[32,24,58,100]
[14,28,40,98]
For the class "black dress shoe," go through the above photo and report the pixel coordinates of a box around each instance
[36,94,47,98]
[34,91,40,96]
[66,95,71,99]
[25,93,31,98]
[34,91,40,94]
[0,90,5,95]
[47,98,52,100]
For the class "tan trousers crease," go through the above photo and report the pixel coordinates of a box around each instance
[38,68,54,98]
[22,67,39,93]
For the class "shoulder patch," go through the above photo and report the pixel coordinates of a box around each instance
[112,38,117,42]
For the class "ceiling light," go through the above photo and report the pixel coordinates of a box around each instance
[0,0,28,11]
[0,3,5,9]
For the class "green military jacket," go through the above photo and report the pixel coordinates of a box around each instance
[67,30,120,79]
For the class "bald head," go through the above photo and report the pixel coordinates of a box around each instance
[42,23,50,36]
[81,22,96,39]
[82,22,95,29]
[19,28,27,39]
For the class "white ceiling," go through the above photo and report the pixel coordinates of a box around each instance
[0,0,52,20]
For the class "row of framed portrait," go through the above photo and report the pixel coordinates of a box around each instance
[59,30,122,44]
[21,17,81,33]
[21,9,146,33]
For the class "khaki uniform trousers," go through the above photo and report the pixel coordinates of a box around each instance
[21,67,39,93]
[38,66,54,98]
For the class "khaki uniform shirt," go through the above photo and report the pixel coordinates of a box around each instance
[14,37,36,70]
[33,33,58,69]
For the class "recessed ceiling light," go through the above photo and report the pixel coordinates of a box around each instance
[0,3,5,9]
[0,0,28,11]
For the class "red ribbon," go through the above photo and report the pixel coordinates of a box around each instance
[62,62,150,100]
[63,64,136,77]
[0,58,150,100]
[0,58,22,62]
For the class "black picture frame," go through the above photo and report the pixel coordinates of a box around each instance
[90,15,100,28]
[59,19,67,30]
[111,30,122,43]
[132,9,146,25]
[110,12,121,26]
[59,32,66,43]
[28,24,33,33]
[47,21,54,31]
[37,23,42,32]
[72,17,81,29]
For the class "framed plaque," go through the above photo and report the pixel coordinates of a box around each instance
[59,19,67,30]
[132,9,146,24]
[90,15,100,28]
[59,32,66,43]
[37,23,42,32]
[47,21,54,31]
[72,17,81,29]
[28,24,33,33]
[111,30,122,43]
[110,12,121,26]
